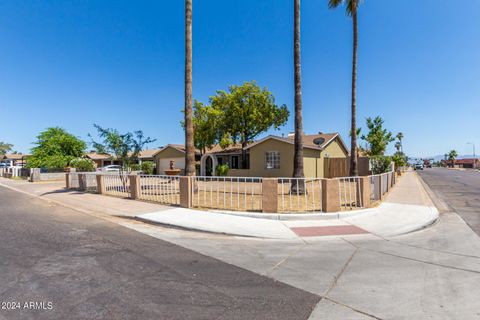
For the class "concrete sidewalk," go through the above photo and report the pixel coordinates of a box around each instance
[137,171,438,239]
[0,171,438,239]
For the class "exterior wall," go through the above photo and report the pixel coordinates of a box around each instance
[40,172,65,181]
[249,139,294,177]
[154,147,185,174]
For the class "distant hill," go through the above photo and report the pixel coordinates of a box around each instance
[414,154,477,162]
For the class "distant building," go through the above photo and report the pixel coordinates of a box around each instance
[454,158,479,169]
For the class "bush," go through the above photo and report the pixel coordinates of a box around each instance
[392,153,407,169]
[370,155,393,174]
[130,163,141,171]
[69,158,96,172]
[141,161,155,175]
[216,164,229,176]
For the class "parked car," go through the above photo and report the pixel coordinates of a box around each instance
[98,165,122,173]
[414,163,424,170]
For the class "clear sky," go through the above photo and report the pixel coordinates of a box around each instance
[0,0,479,157]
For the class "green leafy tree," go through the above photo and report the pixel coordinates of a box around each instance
[28,127,86,169]
[370,155,393,174]
[0,141,13,155]
[328,0,363,176]
[90,124,156,175]
[360,116,394,156]
[182,101,223,155]
[210,81,289,168]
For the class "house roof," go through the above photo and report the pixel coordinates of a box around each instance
[85,152,113,160]
[138,149,161,159]
[1,153,30,160]
[244,132,348,153]
[152,144,201,157]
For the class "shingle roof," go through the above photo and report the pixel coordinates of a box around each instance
[85,152,112,160]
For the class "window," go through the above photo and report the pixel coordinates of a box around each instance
[230,155,239,169]
[265,151,280,169]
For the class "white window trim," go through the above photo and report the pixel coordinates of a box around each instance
[265,151,280,170]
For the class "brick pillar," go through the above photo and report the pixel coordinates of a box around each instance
[378,175,383,200]
[78,174,86,191]
[96,175,105,194]
[65,173,70,189]
[30,168,41,182]
[262,178,278,213]
[357,177,371,208]
[129,175,141,199]
[179,176,192,208]
[322,179,341,213]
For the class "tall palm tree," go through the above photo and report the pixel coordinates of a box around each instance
[184,0,195,176]
[396,132,404,152]
[292,0,305,192]
[329,0,361,176]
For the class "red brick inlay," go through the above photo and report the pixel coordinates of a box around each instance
[291,225,369,237]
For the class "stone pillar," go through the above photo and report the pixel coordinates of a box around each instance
[129,175,141,199]
[357,177,371,208]
[30,168,41,183]
[262,178,278,213]
[96,175,105,194]
[322,179,341,213]
[179,176,192,208]
[65,173,70,189]
[78,174,86,191]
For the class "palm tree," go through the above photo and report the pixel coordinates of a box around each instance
[396,132,404,152]
[292,0,305,192]
[394,141,401,153]
[184,0,195,176]
[448,150,458,167]
[328,0,361,176]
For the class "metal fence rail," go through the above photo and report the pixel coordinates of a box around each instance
[103,174,130,198]
[336,176,362,210]
[278,178,323,212]
[139,175,180,205]
[191,176,263,211]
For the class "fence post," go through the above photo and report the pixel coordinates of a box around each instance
[129,175,141,199]
[65,173,70,189]
[30,168,41,182]
[179,176,192,208]
[96,175,105,194]
[357,177,371,208]
[378,175,383,200]
[262,178,278,213]
[322,179,341,213]
[78,174,86,191]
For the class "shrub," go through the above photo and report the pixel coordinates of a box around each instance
[69,158,96,172]
[216,164,229,176]
[392,153,407,169]
[130,163,141,171]
[141,161,155,175]
[370,155,393,174]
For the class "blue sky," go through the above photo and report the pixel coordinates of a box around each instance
[0,0,479,157]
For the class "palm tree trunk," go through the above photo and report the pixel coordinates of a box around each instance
[292,0,305,193]
[349,4,358,177]
[184,0,195,176]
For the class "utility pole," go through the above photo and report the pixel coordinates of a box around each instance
[467,142,476,169]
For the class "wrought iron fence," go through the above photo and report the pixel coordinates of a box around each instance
[336,176,362,210]
[191,176,263,211]
[138,175,180,205]
[278,178,323,212]
[103,174,130,198]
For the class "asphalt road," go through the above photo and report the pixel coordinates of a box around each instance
[0,186,318,320]
[418,168,480,235]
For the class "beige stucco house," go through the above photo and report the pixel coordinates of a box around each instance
[153,132,349,178]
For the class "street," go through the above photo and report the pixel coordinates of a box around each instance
[418,168,480,235]
[0,186,318,320]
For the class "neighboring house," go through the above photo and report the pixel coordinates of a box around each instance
[153,144,201,175]
[0,153,30,167]
[137,149,158,164]
[200,132,350,178]
[85,152,119,167]
[454,158,479,169]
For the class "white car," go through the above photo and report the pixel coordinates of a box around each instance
[98,165,122,173]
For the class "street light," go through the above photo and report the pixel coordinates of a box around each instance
[467,142,476,169]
